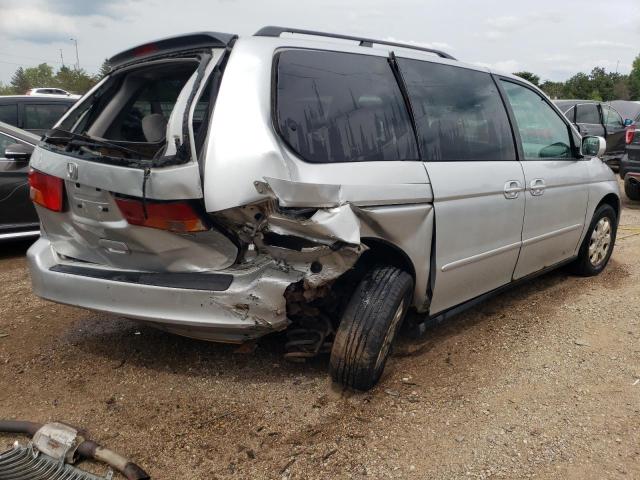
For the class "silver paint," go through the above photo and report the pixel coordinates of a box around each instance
[28,238,304,343]
[26,32,621,342]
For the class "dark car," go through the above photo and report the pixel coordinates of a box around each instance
[0,95,76,135]
[619,106,640,201]
[554,100,631,170]
[0,121,39,240]
[609,100,640,123]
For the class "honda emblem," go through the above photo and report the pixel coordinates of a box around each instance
[66,162,78,181]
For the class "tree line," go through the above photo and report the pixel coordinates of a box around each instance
[1,53,639,101]
[0,61,110,96]
[515,53,640,101]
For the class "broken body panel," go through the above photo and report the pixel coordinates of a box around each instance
[27,36,435,342]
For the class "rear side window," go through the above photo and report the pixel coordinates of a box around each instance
[397,59,515,161]
[501,81,574,160]
[563,106,575,123]
[0,104,18,126]
[276,49,418,163]
[575,104,600,124]
[23,103,69,130]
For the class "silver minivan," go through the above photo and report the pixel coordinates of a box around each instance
[26,27,619,390]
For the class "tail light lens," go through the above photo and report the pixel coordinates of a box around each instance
[28,169,64,212]
[115,197,209,233]
[626,126,636,145]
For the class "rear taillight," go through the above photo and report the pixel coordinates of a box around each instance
[28,169,64,212]
[626,126,636,145]
[115,198,209,233]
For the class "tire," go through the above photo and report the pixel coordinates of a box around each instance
[624,177,640,201]
[329,265,413,391]
[571,204,617,276]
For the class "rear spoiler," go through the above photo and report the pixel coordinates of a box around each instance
[108,31,237,71]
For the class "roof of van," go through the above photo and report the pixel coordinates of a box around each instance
[554,99,598,105]
[104,29,540,92]
[0,95,77,104]
[0,121,40,144]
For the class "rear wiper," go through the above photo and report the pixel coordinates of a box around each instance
[44,129,143,159]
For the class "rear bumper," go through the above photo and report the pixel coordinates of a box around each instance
[27,238,304,343]
[620,149,640,179]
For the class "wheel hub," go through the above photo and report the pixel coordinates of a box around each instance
[374,298,406,372]
[588,217,612,267]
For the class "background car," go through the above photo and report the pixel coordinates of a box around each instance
[26,87,81,99]
[619,108,640,200]
[554,99,630,170]
[0,95,77,135]
[609,100,640,123]
[0,121,39,240]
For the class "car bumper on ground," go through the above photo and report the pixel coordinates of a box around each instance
[27,238,304,343]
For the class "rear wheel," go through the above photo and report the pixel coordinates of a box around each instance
[624,177,640,201]
[571,204,617,276]
[329,265,413,391]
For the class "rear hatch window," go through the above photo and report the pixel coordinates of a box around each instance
[41,47,226,170]
[43,59,201,166]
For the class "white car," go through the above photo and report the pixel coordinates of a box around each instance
[26,88,81,99]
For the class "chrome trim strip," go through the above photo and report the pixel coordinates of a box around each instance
[0,230,40,240]
[522,223,582,247]
[441,241,521,272]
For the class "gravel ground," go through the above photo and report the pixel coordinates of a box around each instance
[1,189,639,480]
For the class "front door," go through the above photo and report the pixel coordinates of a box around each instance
[499,79,589,279]
[575,103,605,138]
[395,57,525,315]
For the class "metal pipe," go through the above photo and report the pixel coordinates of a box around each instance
[0,420,42,436]
[0,420,150,480]
[77,440,150,480]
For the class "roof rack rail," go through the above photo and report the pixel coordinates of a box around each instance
[254,26,456,60]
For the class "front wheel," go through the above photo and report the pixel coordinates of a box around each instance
[571,204,617,276]
[329,265,413,391]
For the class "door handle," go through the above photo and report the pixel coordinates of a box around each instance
[503,180,523,199]
[530,178,546,196]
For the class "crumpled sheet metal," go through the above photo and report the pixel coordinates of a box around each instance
[258,176,432,208]
[267,206,361,246]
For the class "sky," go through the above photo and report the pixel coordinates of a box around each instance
[0,0,639,85]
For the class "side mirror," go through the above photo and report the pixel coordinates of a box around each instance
[624,118,634,127]
[4,143,33,162]
[581,136,606,158]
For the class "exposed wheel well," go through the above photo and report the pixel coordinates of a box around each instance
[358,238,416,282]
[597,193,621,222]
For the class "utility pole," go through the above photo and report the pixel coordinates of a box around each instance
[70,38,79,69]
[59,49,65,67]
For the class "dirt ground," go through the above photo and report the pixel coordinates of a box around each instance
[1,190,639,480]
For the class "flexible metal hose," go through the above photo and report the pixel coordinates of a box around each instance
[0,420,150,480]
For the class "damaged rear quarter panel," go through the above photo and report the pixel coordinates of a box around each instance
[202,37,435,310]
[254,176,434,310]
